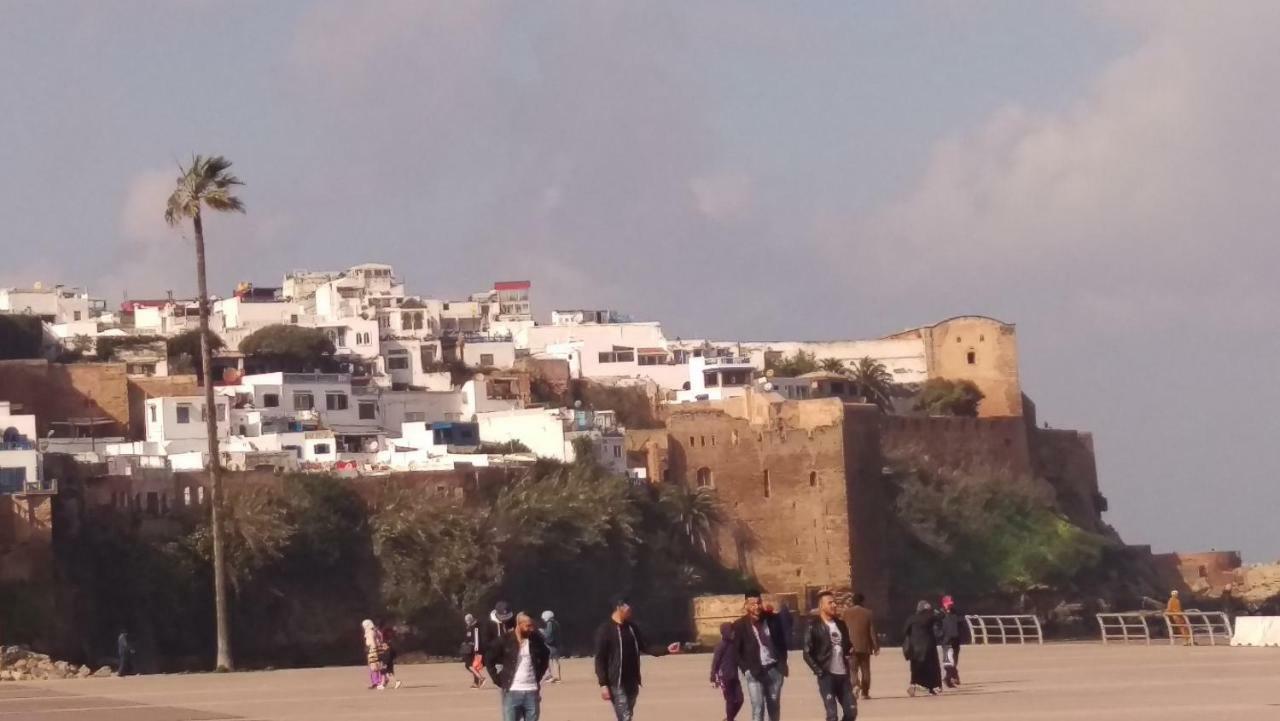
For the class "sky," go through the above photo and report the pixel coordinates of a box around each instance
[2,1,1278,560]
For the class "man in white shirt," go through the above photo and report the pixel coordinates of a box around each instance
[484,612,551,721]
[802,591,857,721]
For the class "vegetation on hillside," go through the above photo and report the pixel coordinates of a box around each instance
[912,377,984,417]
[572,381,663,429]
[239,325,335,372]
[765,350,818,377]
[53,457,746,670]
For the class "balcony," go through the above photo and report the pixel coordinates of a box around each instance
[702,356,753,367]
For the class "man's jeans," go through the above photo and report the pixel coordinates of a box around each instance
[609,684,639,721]
[501,689,540,721]
[744,665,785,721]
[818,673,857,721]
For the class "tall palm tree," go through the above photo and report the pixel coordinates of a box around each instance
[164,155,244,672]
[848,356,896,412]
[818,357,846,374]
[659,484,723,553]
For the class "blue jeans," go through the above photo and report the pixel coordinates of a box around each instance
[609,684,639,721]
[501,689,540,721]
[744,666,785,721]
[818,673,857,721]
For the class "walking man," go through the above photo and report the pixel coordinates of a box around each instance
[843,593,878,700]
[485,612,550,721]
[116,629,136,677]
[462,614,487,688]
[803,591,856,721]
[732,589,789,721]
[541,610,562,683]
[594,595,682,721]
[938,596,968,688]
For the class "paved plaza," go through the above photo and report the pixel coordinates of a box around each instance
[3,643,1279,721]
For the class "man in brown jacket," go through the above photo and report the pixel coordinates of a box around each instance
[842,593,879,699]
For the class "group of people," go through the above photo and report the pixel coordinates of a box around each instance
[900,596,969,697]
[357,589,968,721]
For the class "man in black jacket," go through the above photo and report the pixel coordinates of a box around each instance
[732,590,789,721]
[802,591,857,721]
[484,612,550,721]
[594,595,681,721]
[481,600,517,657]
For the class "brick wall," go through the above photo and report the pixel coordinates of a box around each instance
[0,360,129,436]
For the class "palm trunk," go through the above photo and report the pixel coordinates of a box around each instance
[193,211,233,672]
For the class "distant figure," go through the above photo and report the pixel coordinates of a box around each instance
[777,602,795,651]
[732,589,789,721]
[461,613,486,689]
[937,596,968,688]
[594,595,681,721]
[379,622,402,689]
[1167,591,1191,645]
[843,593,879,700]
[479,601,517,681]
[362,619,385,690]
[116,630,136,677]
[711,622,744,721]
[485,612,550,721]
[802,590,856,721]
[902,601,942,696]
[541,610,562,683]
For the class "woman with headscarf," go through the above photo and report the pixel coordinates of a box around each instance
[362,619,386,690]
[901,601,942,696]
[541,610,563,683]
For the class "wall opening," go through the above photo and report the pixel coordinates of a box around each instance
[809,471,817,487]
[696,467,713,488]
[966,350,976,364]
[763,469,771,498]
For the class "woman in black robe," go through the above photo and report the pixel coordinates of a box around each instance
[902,600,942,695]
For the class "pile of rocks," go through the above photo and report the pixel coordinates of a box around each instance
[0,646,111,682]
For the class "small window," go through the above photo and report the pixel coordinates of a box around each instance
[176,404,192,424]
[326,392,348,411]
[479,353,495,367]
[404,412,426,422]
[217,403,226,422]
[704,372,719,387]
[73,311,82,321]
[613,445,621,458]
[200,404,207,422]
[809,471,817,488]
[313,443,331,455]
[689,436,695,447]
[966,351,976,365]
[198,486,206,504]
[731,430,739,446]
[711,435,717,447]
[294,392,314,411]
[700,435,706,447]
[359,401,377,420]
[290,314,299,324]
[149,406,157,422]
[387,352,410,371]
[263,393,279,408]
[763,469,771,498]
[436,484,446,496]
[696,467,713,488]
[183,487,192,506]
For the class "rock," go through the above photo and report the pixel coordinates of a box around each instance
[54,661,69,674]
[0,670,12,681]
[76,666,92,679]
[12,660,28,672]
[93,666,113,678]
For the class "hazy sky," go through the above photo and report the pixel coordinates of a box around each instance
[3,1,1277,560]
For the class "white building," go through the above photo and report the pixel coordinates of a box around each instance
[476,407,626,472]
[526,321,690,389]
[673,356,756,404]
[0,401,44,494]
[0,284,99,323]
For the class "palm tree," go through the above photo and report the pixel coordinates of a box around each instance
[848,356,896,412]
[164,155,244,672]
[818,357,846,374]
[659,484,723,553]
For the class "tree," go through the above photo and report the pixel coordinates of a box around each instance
[239,325,335,372]
[766,350,819,378]
[818,357,846,374]
[848,356,897,411]
[913,378,984,417]
[164,154,244,672]
[658,484,723,553]
[168,328,224,361]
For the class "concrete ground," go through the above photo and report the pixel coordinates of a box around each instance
[4,643,1280,720]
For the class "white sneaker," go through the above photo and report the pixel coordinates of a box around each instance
[376,684,385,691]
[394,680,402,689]
[907,685,917,697]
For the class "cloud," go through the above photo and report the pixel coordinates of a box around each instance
[849,1,1280,332]
[690,172,754,224]
[119,169,181,246]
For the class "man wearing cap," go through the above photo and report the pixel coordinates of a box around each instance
[480,601,518,679]
[732,589,789,721]
[594,595,682,721]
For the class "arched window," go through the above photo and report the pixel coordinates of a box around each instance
[696,467,713,488]
[966,350,976,365]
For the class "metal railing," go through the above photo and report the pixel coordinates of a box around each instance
[1097,612,1153,644]
[1162,610,1233,646]
[965,615,1043,645]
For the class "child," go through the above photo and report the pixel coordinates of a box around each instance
[710,622,743,721]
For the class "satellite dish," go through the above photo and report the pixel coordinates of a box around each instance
[762,382,774,392]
